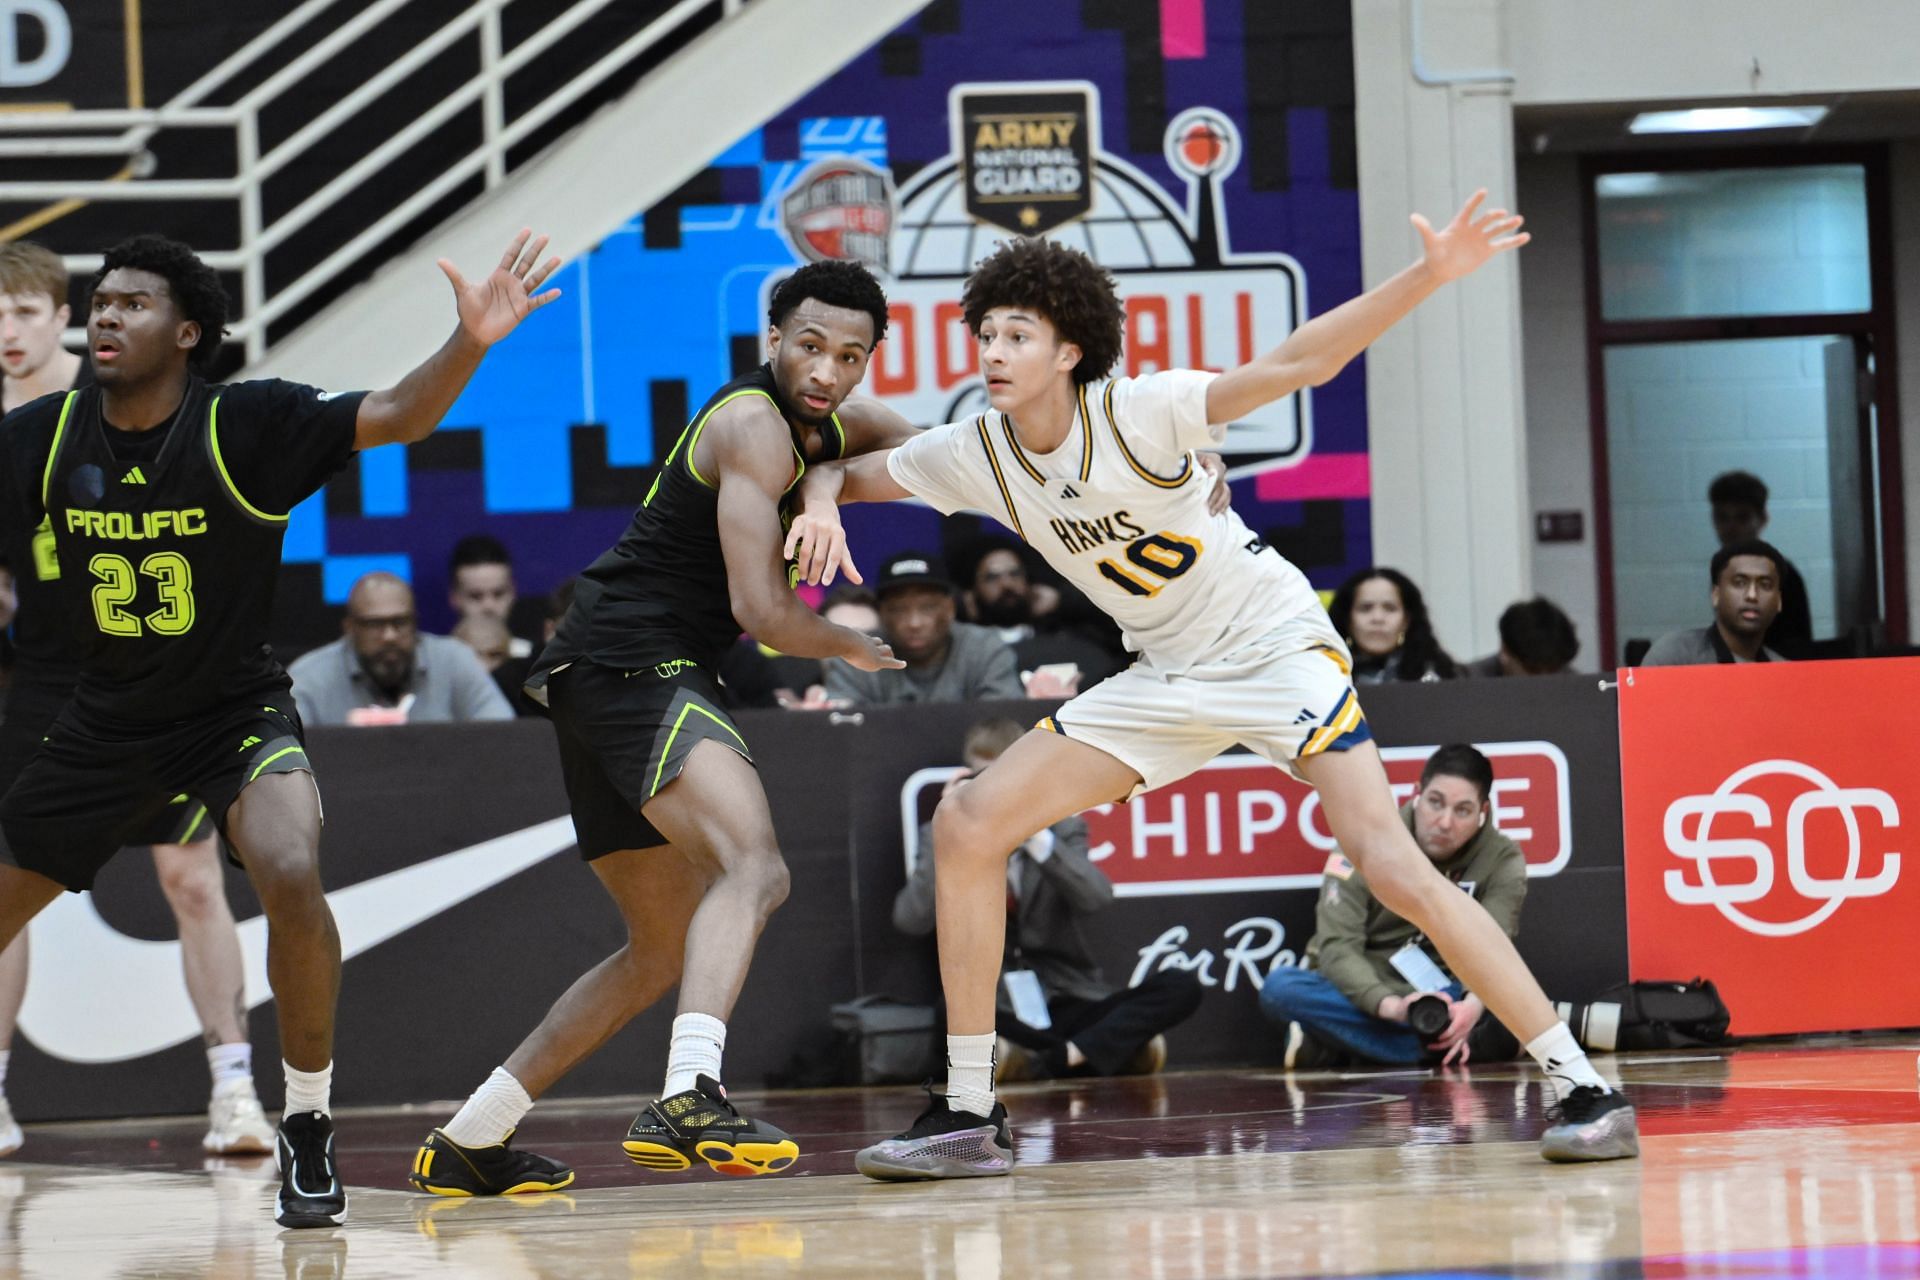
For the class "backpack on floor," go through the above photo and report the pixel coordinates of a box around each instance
[1587,978,1732,1051]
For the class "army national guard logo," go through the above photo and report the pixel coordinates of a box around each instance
[956,83,1095,235]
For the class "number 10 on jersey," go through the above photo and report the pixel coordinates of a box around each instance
[1096,532,1202,598]
[90,552,196,636]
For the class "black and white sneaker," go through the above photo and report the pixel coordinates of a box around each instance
[1540,1085,1640,1162]
[855,1092,1014,1181]
[276,1111,348,1228]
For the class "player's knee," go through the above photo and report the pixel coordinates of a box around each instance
[240,842,323,917]
[723,845,789,916]
[931,788,1007,865]
[1364,850,1446,922]
[155,856,221,918]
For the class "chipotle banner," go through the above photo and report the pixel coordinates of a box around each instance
[1618,660,1916,1035]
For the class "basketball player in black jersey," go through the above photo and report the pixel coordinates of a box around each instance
[0,228,562,1226]
[410,260,906,1195]
[0,240,276,1159]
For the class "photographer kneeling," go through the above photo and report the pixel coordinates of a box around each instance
[1259,744,1524,1069]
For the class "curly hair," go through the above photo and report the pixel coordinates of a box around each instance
[1327,567,1459,681]
[961,237,1124,385]
[767,259,889,344]
[90,235,229,371]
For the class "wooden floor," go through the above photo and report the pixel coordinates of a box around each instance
[1,1039,1915,1278]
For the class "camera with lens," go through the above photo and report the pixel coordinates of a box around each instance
[1406,993,1451,1038]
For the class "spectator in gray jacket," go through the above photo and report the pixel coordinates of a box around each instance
[825,551,1024,706]
[289,572,513,725]
[1642,540,1788,667]
[895,718,1202,1081]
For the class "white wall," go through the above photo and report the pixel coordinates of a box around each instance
[1352,0,1532,664]
[1505,0,1920,105]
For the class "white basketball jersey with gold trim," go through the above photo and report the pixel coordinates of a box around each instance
[886,369,1325,670]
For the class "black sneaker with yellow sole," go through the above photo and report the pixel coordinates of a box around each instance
[408,1129,576,1196]
[622,1075,799,1177]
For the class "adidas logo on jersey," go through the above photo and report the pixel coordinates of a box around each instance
[238,735,263,751]
[1292,708,1317,724]
[121,467,147,485]
[1057,483,1080,499]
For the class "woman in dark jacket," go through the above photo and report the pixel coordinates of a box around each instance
[1327,567,1460,684]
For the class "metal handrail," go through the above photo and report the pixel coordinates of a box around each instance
[2,0,742,363]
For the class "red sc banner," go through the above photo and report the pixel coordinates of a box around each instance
[1618,659,1917,1035]
[900,742,1572,892]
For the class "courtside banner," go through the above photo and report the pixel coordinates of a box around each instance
[899,742,1573,894]
[1619,659,1918,1035]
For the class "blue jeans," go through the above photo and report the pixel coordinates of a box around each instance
[1258,967,1464,1066]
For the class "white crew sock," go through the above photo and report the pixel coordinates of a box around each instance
[1526,1023,1608,1100]
[946,1033,997,1118]
[441,1066,534,1147]
[207,1042,253,1094]
[663,1013,727,1097]
[282,1061,332,1117]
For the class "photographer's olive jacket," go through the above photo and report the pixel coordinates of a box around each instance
[1305,803,1527,1016]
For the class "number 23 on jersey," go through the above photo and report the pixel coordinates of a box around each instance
[90,551,196,636]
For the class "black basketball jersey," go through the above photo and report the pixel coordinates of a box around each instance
[538,363,844,676]
[9,376,360,724]
[3,359,95,694]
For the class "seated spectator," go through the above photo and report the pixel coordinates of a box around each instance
[824,552,1024,706]
[448,533,544,658]
[1708,471,1811,656]
[1464,597,1580,676]
[1258,744,1523,1069]
[895,717,1202,1081]
[1642,539,1789,666]
[962,539,1120,696]
[289,572,513,725]
[1328,567,1459,683]
[453,614,539,716]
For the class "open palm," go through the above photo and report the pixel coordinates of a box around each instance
[1413,190,1528,283]
[440,229,564,347]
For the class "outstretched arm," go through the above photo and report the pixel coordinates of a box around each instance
[1205,190,1527,425]
[354,229,564,449]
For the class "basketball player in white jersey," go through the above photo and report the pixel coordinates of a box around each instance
[786,191,1638,1177]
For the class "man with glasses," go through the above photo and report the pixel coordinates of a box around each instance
[288,571,511,725]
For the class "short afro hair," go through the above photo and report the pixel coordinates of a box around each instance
[90,235,229,371]
[767,260,889,344]
[1707,470,1768,512]
[1497,597,1579,673]
[962,237,1124,385]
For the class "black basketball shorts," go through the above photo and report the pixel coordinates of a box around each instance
[542,658,754,860]
[0,691,312,892]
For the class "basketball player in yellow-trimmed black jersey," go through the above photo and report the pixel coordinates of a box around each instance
[791,192,1640,1176]
[0,229,564,1226]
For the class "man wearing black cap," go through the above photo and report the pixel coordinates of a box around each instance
[825,551,1025,706]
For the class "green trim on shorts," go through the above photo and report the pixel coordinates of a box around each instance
[649,702,749,798]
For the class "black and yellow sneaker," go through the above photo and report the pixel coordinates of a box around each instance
[408,1128,576,1196]
[622,1075,799,1177]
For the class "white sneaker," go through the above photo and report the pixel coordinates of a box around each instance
[204,1080,275,1155]
[0,1094,21,1156]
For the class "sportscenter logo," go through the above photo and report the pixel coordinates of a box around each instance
[1662,759,1902,938]
[900,742,1571,896]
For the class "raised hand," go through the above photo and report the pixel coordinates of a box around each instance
[439,229,564,347]
[1412,190,1528,284]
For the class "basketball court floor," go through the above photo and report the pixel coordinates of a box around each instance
[1,1038,1913,1278]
